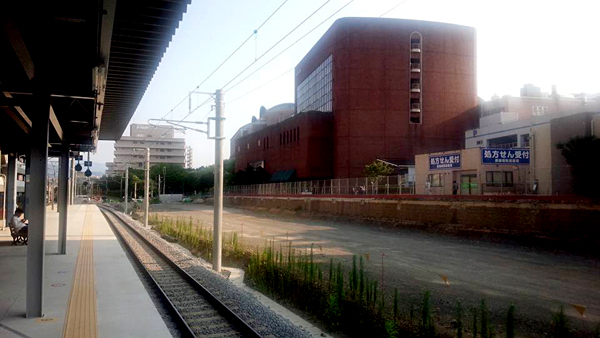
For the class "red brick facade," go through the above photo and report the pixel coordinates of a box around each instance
[232,17,479,180]
[232,111,334,180]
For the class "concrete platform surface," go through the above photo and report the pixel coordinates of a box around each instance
[0,204,170,338]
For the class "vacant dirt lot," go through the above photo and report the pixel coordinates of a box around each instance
[151,202,600,336]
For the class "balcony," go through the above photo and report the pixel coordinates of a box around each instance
[410,62,421,72]
[410,83,421,92]
[410,103,421,112]
[411,43,421,52]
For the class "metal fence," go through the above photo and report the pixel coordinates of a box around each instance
[225,166,580,197]
[225,175,415,196]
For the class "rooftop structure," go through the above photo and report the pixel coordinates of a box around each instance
[466,85,597,149]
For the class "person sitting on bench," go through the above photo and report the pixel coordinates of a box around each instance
[11,208,28,235]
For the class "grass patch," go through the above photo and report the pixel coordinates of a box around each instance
[149,214,249,268]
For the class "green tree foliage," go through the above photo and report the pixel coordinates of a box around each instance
[364,160,394,178]
[104,159,274,197]
[556,135,600,197]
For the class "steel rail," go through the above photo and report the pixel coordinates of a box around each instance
[98,205,262,338]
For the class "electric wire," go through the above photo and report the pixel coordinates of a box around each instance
[228,67,295,104]
[379,0,410,17]
[224,0,355,93]
[192,0,290,92]
[220,0,332,90]
[107,1,290,169]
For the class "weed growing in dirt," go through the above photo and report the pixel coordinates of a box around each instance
[149,214,248,266]
[551,306,570,338]
[507,304,515,338]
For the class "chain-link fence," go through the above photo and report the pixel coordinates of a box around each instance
[225,166,580,197]
[225,175,415,196]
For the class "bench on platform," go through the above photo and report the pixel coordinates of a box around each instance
[8,221,27,245]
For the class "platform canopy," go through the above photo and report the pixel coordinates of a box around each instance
[0,0,191,154]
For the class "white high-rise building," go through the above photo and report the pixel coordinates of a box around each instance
[185,146,193,168]
[106,124,186,176]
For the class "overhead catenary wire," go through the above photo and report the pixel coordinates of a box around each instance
[228,67,295,105]
[220,0,332,90]
[121,0,290,142]
[192,0,290,92]
[108,1,290,169]
[224,0,355,93]
[379,0,410,17]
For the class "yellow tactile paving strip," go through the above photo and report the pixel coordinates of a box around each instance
[62,208,97,338]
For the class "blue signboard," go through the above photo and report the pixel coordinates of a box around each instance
[481,148,530,165]
[429,154,461,170]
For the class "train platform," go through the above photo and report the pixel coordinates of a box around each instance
[0,204,170,338]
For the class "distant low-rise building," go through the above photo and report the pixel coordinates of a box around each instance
[106,124,185,176]
[416,106,600,195]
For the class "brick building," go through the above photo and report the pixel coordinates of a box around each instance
[231,17,479,180]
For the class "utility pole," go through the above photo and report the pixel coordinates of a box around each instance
[144,148,150,227]
[213,89,224,272]
[158,174,161,196]
[146,89,224,271]
[124,166,129,214]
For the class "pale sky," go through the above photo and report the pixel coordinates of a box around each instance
[92,0,600,173]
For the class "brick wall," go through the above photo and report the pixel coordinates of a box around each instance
[221,196,600,245]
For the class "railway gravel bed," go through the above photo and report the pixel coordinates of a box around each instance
[100,207,312,338]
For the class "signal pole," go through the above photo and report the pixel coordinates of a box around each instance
[144,148,150,227]
[212,89,224,272]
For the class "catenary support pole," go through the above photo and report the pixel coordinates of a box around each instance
[70,158,75,205]
[58,145,69,255]
[213,89,224,272]
[27,81,51,318]
[124,166,128,215]
[144,148,150,227]
[5,153,18,226]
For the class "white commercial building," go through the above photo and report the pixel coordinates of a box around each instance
[106,124,186,176]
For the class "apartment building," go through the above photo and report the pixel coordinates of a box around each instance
[106,124,185,176]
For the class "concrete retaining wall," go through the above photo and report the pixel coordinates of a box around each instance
[219,196,600,246]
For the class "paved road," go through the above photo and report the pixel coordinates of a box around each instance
[151,203,600,336]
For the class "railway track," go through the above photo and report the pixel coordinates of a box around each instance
[98,206,262,338]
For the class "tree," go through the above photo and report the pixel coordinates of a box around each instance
[556,135,600,197]
[131,175,141,199]
[224,159,236,186]
[364,161,393,178]
[363,161,394,193]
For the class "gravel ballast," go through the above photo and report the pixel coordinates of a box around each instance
[112,209,313,338]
